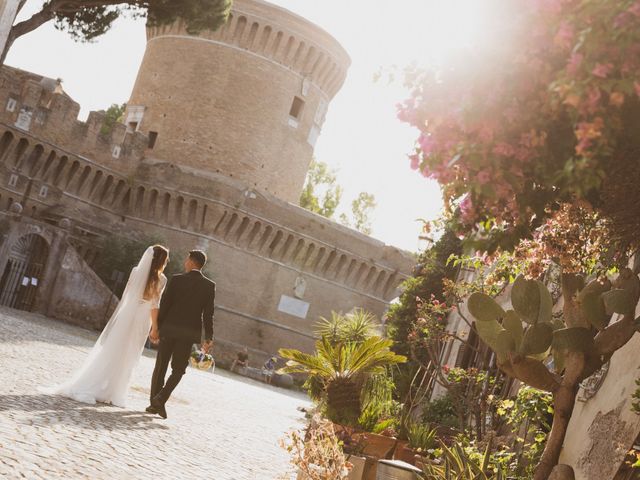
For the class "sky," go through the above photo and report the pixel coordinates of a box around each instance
[7,0,486,252]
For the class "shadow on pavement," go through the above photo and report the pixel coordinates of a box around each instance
[0,394,169,431]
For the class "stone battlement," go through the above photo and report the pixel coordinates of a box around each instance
[0,66,148,176]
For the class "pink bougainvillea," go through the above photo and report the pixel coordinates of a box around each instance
[399,0,640,255]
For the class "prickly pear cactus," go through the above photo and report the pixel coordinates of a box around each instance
[467,270,640,373]
[467,276,555,360]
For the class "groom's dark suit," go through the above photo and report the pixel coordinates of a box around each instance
[150,269,216,406]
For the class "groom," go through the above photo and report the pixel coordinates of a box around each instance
[147,249,216,419]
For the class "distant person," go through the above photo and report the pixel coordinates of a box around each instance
[262,356,278,385]
[231,347,249,372]
[40,245,169,407]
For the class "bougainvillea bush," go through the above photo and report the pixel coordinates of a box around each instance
[399,0,640,268]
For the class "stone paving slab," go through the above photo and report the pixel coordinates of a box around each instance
[0,307,310,479]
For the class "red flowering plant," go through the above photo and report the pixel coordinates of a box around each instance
[399,2,640,478]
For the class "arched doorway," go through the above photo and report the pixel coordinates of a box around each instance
[0,233,49,311]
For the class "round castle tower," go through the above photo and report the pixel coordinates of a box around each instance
[126,0,350,203]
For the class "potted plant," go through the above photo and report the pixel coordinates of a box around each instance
[393,422,437,465]
[279,336,406,427]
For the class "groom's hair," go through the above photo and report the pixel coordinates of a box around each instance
[189,250,207,268]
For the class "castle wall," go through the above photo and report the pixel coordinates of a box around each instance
[0,107,412,359]
[126,0,350,202]
[0,67,148,177]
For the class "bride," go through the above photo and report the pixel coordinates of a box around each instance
[41,245,169,407]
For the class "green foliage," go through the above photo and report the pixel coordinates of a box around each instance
[315,309,378,346]
[93,233,160,296]
[421,395,458,430]
[358,370,401,433]
[420,441,507,480]
[339,192,377,235]
[497,386,552,478]
[99,103,126,137]
[299,160,376,235]
[386,229,461,359]
[52,0,232,42]
[92,233,214,296]
[407,422,437,451]
[299,159,343,219]
[279,337,406,426]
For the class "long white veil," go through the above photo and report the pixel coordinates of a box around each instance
[98,246,154,344]
[40,247,155,401]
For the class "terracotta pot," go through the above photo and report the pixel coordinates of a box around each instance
[360,432,397,459]
[393,440,418,465]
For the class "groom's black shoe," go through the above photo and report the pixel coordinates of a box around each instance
[150,397,168,419]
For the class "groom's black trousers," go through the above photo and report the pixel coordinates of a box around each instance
[150,336,192,405]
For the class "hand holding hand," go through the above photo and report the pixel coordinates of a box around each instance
[149,328,160,344]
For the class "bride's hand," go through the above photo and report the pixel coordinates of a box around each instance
[149,328,160,344]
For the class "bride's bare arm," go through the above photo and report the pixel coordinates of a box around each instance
[150,308,160,343]
[149,275,167,344]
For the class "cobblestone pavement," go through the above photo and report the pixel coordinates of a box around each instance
[0,307,310,480]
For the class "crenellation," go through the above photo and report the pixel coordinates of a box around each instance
[0,75,149,173]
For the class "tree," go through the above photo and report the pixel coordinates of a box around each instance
[299,159,343,219]
[99,103,126,137]
[339,192,376,235]
[3,0,232,63]
[398,1,640,477]
[300,159,377,235]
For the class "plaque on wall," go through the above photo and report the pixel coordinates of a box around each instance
[278,294,310,319]
[15,107,33,131]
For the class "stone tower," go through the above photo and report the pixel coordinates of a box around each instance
[126,0,350,203]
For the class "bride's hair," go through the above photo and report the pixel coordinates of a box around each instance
[144,245,169,300]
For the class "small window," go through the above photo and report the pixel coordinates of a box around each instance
[289,96,305,120]
[127,121,138,133]
[112,145,121,158]
[148,131,158,149]
[39,185,48,198]
[6,98,17,112]
[8,174,18,187]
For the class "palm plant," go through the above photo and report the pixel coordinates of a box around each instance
[279,337,406,426]
[315,309,378,345]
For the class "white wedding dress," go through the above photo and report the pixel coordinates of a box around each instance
[41,247,166,407]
